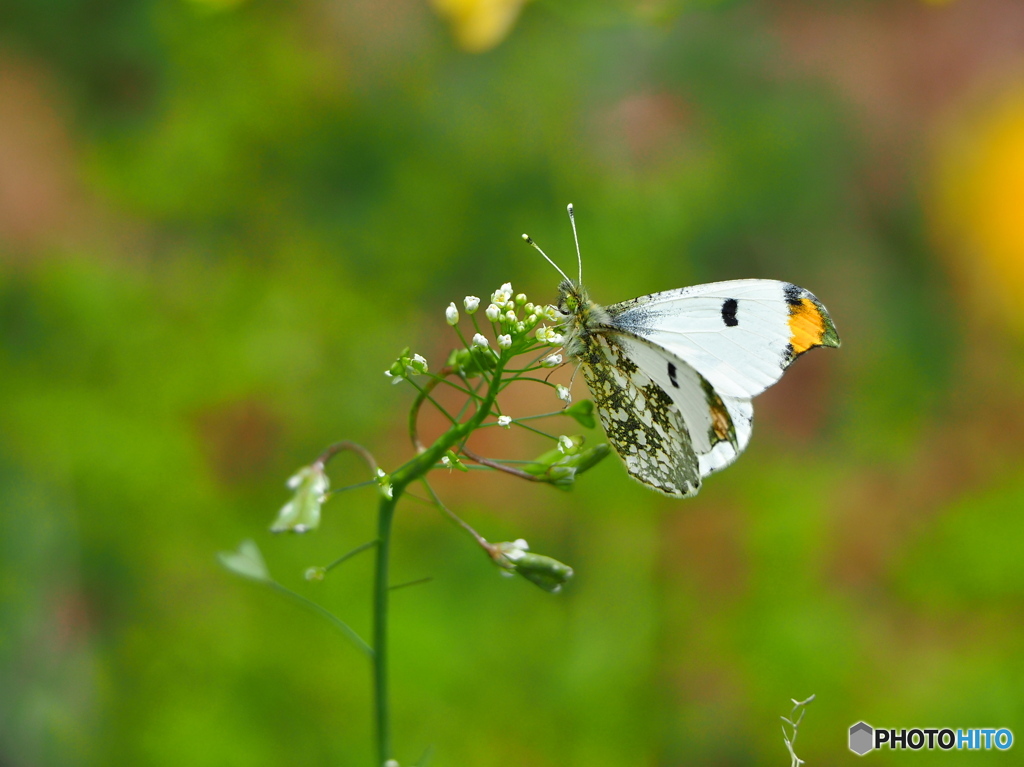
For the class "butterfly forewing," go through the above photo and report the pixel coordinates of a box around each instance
[607,279,840,399]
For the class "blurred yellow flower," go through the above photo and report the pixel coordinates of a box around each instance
[932,87,1024,333]
[430,0,530,52]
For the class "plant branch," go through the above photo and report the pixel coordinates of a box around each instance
[268,581,373,659]
[461,446,546,482]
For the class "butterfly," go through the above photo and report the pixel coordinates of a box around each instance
[525,205,840,498]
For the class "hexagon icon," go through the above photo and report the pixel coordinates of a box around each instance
[849,722,874,755]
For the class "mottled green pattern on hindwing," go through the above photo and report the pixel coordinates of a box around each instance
[579,334,701,497]
[700,377,738,450]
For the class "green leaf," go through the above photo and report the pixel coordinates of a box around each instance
[218,539,271,583]
[562,399,596,429]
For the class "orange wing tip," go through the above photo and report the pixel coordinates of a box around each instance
[785,287,841,356]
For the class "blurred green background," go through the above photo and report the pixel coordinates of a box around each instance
[3,0,1024,764]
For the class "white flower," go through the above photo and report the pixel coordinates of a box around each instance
[497,334,512,349]
[384,370,404,385]
[492,282,513,305]
[540,353,563,368]
[544,305,560,321]
[558,435,574,454]
[464,295,480,313]
[556,385,571,402]
[472,333,490,349]
[446,302,459,326]
[405,353,428,375]
[485,303,501,322]
[497,415,512,428]
[441,456,453,469]
[505,310,517,323]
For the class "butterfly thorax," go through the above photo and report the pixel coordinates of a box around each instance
[556,279,611,364]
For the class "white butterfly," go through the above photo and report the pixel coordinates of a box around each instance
[526,205,841,498]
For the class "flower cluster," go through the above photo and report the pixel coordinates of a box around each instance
[470,282,561,349]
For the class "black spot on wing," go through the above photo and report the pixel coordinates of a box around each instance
[782,343,796,366]
[721,298,739,327]
[667,362,679,388]
[783,283,803,307]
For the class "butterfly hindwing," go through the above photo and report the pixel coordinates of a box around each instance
[602,330,754,479]
[606,279,840,399]
[696,393,752,477]
[579,334,701,498]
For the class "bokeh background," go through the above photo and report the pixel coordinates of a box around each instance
[3,0,1024,764]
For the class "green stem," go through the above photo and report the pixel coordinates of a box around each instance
[373,493,397,766]
[371,354,507,766]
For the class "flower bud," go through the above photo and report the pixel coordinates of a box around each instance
[539,353,563,368]
[472,333,490,349]
[485,303,501,322]
[271,464,329,533]
[492,539,574,593]
[521,440,611,489]
[497,334,512,349]
[497,415,512,428]
[305,566,326,582]
[442,449,469,472]
[464,295,480,313]
[446,302,459,326]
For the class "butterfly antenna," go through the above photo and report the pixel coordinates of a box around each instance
[567,203,582,285]
[522,233,572,284]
